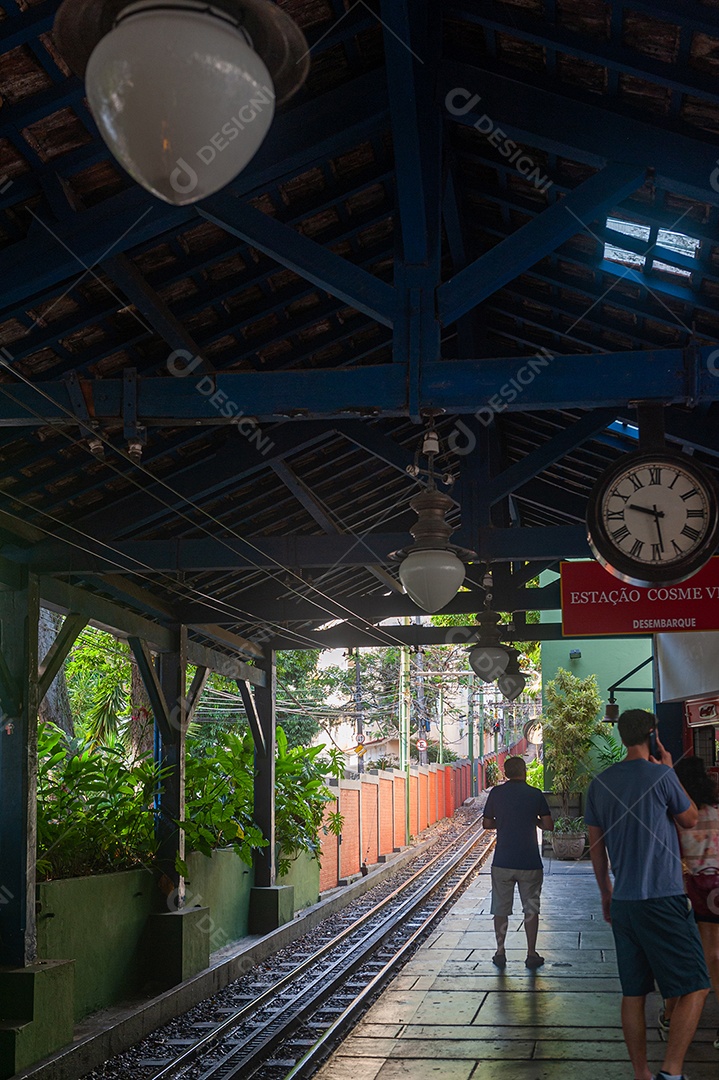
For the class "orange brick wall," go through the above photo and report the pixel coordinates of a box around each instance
[319,798,339,892]
[409,773,419,838]
[361,781,379,866]
[318,760,492,892]
[428,770,437,825]
[394,774,406,846]
[339,787,360,879]
[419,772,428,832]
[379,777,394,855]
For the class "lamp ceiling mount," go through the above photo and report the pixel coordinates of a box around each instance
[54,0,309,105]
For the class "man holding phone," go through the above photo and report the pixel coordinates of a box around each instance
[585,709,710,1080]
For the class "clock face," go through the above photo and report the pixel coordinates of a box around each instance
[587,453,719,587]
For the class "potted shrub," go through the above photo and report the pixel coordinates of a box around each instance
[551,816,587,860]
[542,668,602,858]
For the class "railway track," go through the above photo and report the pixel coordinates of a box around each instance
[136,817,493,1080]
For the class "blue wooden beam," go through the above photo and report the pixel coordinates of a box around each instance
[483,409,617,504]
[270,619,569,650]
[76,423,337,540]
[440,60,719,206]
[437,162,646,325]
[2,347,719,426]
[13,533,414,574]
[0,70,389,313]
[380,0,431,266]
[197,195,395,328]
[450,1,719,107]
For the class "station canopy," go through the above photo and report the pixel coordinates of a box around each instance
[0,0,718,655]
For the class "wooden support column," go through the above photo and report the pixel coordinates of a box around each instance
[251,649,276,889]
[156,638,188,903]
[128,629,188,904]
[0,571,39,966]
[244,649,294,933]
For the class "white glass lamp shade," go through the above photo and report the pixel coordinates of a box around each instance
[468,644,510,683]
[86,2,275,205]
[398,548,466,613]
[497,671,526,701]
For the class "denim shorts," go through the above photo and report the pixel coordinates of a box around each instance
[610,894,711,998]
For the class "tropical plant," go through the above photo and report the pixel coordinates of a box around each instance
[178,729,265,872]
[594,728,627,770]
[542,668,603,817]
[484,759,500,786]
[525,757,544,790]
[36,722,161,880]
[274,727,344,874]
[552,815,586,835]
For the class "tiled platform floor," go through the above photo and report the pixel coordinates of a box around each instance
[316,858,719,1080]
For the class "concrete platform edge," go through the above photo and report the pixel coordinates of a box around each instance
[12,831,444,1080]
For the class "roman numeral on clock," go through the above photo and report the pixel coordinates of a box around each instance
[611,525,630,543]
[629,539,644,558]
[681,524,701,542]
[686,508,705,518]
[651,544,662,561]
[607,510,625,521]
[627,473,644,491]
[680,487,699,502]
[648,467,662,485]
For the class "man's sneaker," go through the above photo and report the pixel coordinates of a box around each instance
[656,1072,688,1079]
[714,1028,719,1050]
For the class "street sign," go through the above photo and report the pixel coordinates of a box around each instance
[355,744,366,756]
[416,738,428,751]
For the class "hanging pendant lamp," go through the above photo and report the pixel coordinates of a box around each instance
[53,0,309,205]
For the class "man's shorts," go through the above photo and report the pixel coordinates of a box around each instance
[490,866,543,916]
[610,894,711,998]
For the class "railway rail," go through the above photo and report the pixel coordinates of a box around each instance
[127,817,494,1080]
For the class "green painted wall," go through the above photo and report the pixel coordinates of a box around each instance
[540,569,655,717]
[36,848,319,1022]
[36,868,154,1021]
[280,852,320,911]
[184,849,254,949]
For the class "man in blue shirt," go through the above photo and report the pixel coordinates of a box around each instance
[585,709,710,1080]
[482,756,554,969]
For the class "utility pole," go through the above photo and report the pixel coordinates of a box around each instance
[399,618,411,843]
[438,683,444,765]
[468,671,475,795]
[415,635,428,766]
[354,647,364,774]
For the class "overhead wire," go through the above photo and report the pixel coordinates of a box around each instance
[0,362,490,751]
[0,363,439,660]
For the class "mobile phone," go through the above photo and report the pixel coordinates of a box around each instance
[649,728,659,759]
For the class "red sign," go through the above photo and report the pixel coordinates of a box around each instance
[560,558,719,636]
[416,739,428,751]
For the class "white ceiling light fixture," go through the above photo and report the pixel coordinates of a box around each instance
[391,416,474,613]
[496,647,526,701]
[53,0,309,206]
[466,576,517,685]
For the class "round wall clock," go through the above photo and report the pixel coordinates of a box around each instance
[586,451,719,587]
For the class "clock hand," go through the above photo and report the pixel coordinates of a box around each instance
[653,504,664,552]
[627,503,665,518]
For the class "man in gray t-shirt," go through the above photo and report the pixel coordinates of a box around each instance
[586,709,709,1080]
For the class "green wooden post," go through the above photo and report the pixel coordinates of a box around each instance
[0,572,39,966]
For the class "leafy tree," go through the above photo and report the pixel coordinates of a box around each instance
[542,668,603,817]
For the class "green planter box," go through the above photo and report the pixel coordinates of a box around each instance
[36,849,320,1021]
